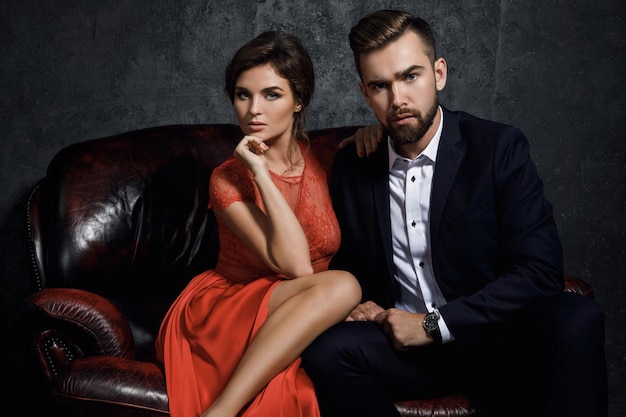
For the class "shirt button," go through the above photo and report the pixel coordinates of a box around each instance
[411,221,416,227]
[419,261,424,267]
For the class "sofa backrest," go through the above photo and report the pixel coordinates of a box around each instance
[25,123,359,347]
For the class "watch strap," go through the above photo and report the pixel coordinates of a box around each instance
[428,325,442,344]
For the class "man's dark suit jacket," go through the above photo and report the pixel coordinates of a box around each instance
[328,107,564,346]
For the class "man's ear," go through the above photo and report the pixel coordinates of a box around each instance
[434,57,447,92]
[358,82,372,106]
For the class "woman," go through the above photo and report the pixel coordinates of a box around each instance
[155,31,362,417]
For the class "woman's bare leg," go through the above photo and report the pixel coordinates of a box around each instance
[199,270,361,417]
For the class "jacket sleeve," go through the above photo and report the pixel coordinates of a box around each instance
[436,122,564,345]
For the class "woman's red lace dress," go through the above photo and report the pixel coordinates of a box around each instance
[155,141,339,417]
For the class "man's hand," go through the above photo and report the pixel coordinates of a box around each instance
[374,309,432,350]
[345,301,385,322]
[346,303,435,350]
[338,125,383,157]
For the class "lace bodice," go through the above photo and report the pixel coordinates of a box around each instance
[209,141,340,282]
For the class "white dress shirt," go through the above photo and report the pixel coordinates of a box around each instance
[387,107,453,342]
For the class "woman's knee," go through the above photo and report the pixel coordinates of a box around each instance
[337,270,362,305]
[317,270,362,307]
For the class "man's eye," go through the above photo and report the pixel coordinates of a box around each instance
[374,83,386,90]
[406,73,417,81]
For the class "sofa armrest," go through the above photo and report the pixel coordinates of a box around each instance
[54,356,169,416]
[26,288,135,382]
[564,275,594,298]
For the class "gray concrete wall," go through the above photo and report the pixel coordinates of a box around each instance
[1,1,624,415]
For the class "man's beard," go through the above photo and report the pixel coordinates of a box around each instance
[385,98,439,146]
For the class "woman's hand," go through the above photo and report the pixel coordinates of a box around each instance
[234,135,269,174]
[338,125,383,157]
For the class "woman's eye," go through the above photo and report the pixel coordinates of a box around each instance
[266,92,280,100]
[236,91,249,99]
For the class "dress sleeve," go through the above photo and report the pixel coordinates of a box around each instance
[209,159,255,211]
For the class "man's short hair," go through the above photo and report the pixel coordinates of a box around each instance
[349,9,437,77]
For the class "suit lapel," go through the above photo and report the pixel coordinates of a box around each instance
[430,109,466,240]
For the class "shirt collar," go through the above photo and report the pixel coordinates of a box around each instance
[388,106,444,171]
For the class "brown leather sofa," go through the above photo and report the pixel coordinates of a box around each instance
[23,124,595,417]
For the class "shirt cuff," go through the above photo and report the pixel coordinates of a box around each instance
[435,308,455,343]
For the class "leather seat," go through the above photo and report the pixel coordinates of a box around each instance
[23,124,594,417]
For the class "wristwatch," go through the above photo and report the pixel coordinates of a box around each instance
[423,310,442,344]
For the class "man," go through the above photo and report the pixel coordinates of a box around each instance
[301,9,607,417]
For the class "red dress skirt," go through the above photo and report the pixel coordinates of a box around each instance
[156,142,340,417]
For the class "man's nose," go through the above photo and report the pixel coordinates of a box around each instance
[391,83,407,108]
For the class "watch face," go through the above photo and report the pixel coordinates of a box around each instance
[424,314,438,331]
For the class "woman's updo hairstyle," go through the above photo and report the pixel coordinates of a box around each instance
[225,31,315,142]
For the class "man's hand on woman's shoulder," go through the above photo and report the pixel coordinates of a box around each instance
[338,125,383,157]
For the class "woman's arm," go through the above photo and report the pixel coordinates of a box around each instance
[214,136,313,278]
